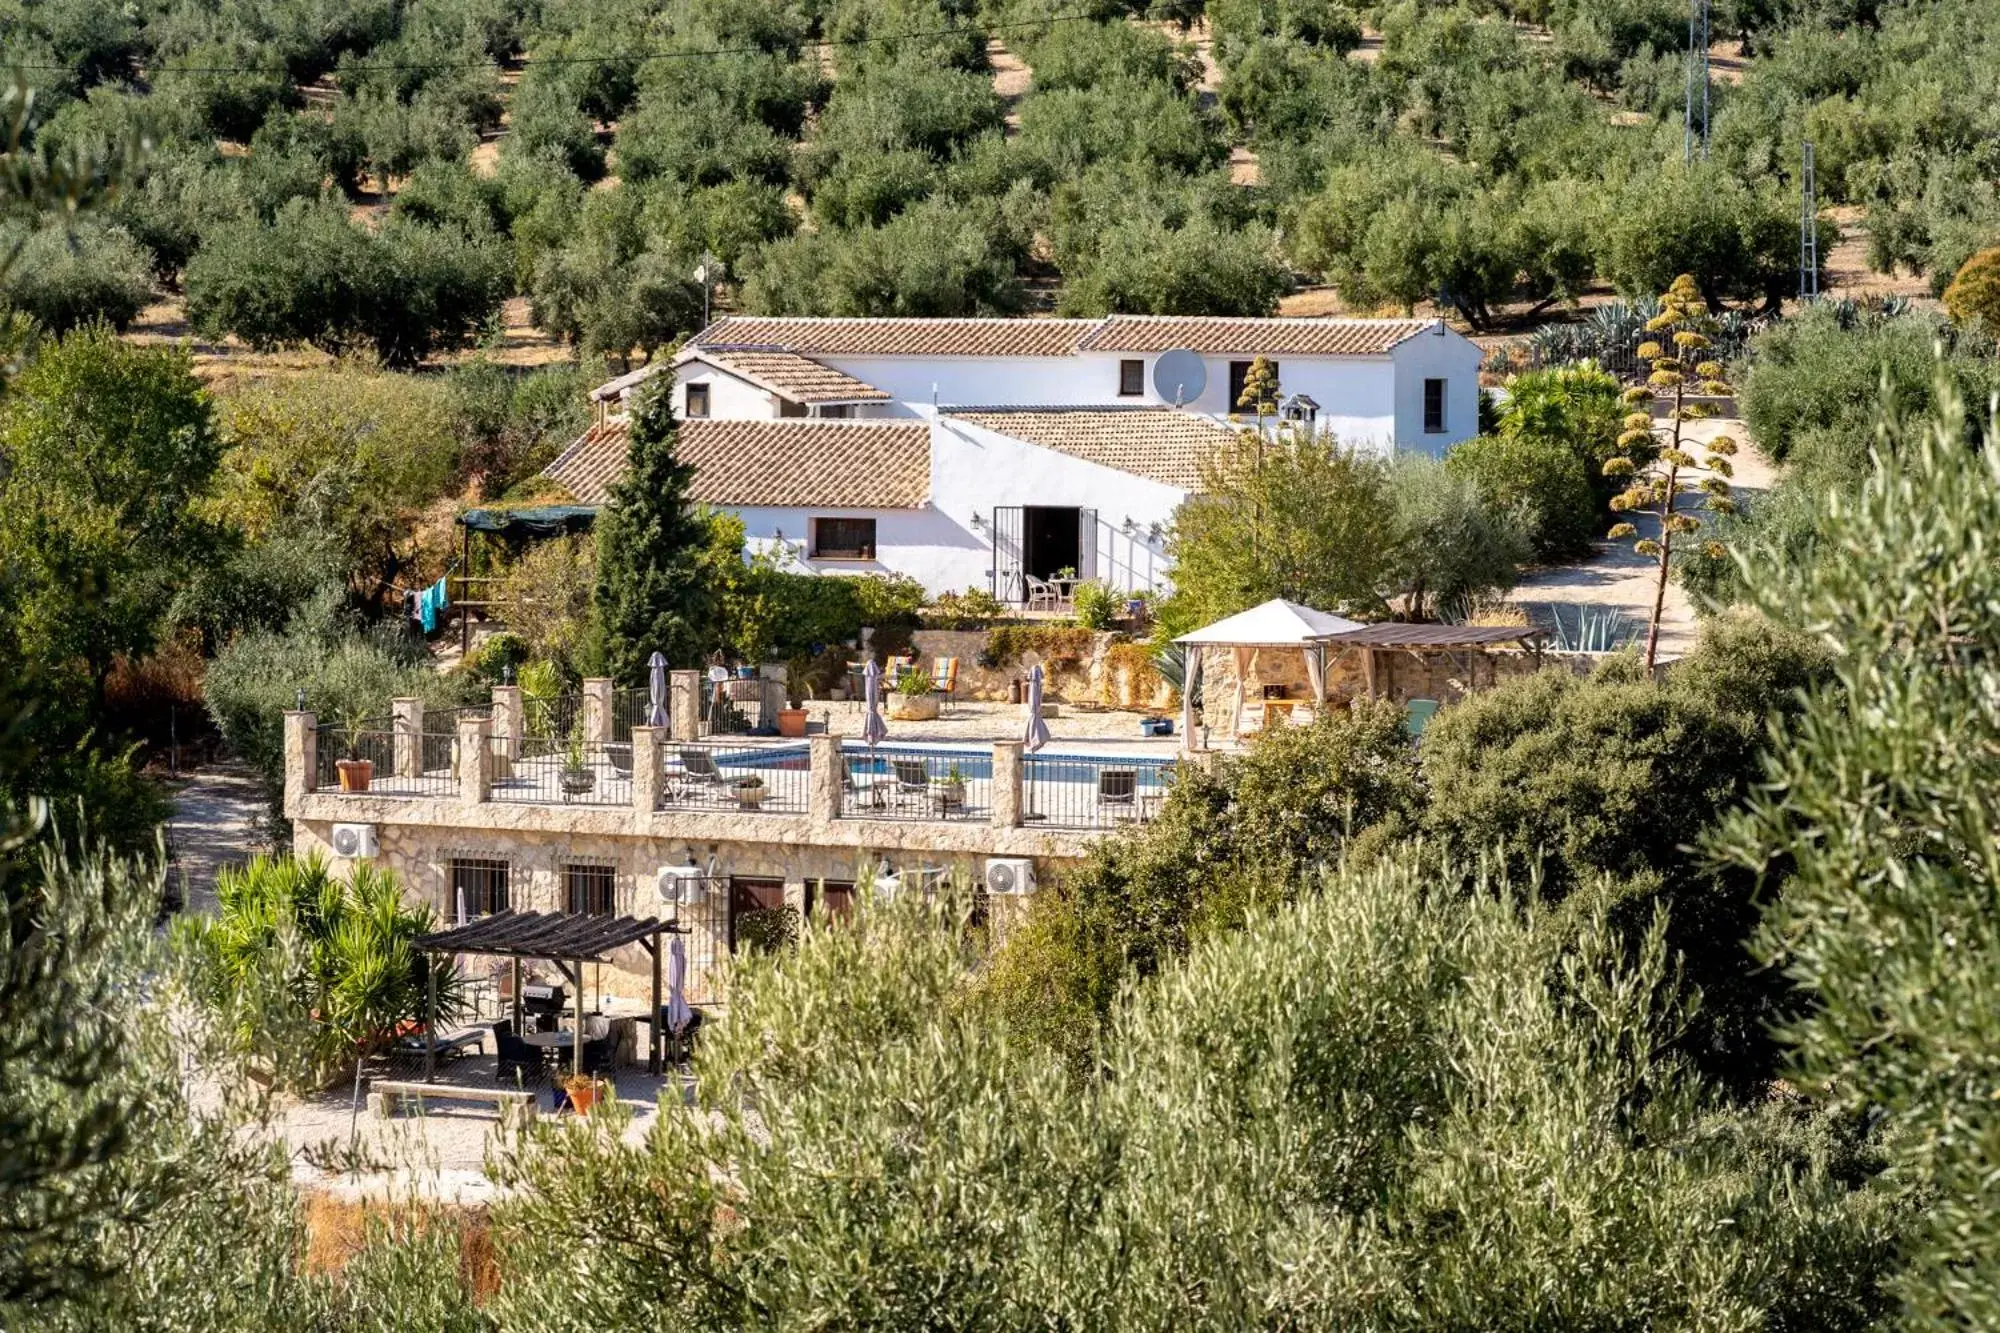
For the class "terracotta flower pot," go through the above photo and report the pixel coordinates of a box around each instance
[564,1079,599,1114]
[734,784,768,809]
[335,758,374,792]
[777,707,808,738]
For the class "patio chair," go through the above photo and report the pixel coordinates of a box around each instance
[669,747,727,800]
[607,743,633,777]
[933,657,960,710]
[842,754,886,810]
[658,1005,705,1065]
[1236,702,1267,737]
[1405,698,1441,740]
[493,1019,545,1086]
[890,758,937,812]
[1025,576,1060,613]
[1098,769,1139,820]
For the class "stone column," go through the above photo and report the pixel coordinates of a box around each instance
[991,740,1023,828]
[583,678,615,745]
[391,697,423,779]
[669,670,701,742]
[809,734,841,824]
[632,726,663,813]
[490,684,522,778]
[283,711,316,818]
[457,713,492,806]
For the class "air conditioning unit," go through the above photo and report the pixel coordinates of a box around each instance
[984,857,1036,896]
[329,822,378,859]
[658,864,706,905]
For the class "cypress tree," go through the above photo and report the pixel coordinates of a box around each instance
[590,373,717,681]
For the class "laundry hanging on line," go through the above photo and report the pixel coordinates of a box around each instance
[414,576,450,634]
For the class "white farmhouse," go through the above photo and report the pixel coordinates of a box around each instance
[544,314,1483,603]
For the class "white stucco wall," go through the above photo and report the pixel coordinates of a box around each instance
[716,423,1180,599]
[807,356,1113,412]
[929,419,1180,596]
[1390,328,1484,453]
[672,364,776,420]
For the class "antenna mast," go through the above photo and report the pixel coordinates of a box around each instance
[1800,141,1820,301]
[1684,0,1711,161]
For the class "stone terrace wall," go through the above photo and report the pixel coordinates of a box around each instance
[908,629,1176,710]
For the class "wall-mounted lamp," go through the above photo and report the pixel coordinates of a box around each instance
[1120,516,1137,534]
[969,511,985,531]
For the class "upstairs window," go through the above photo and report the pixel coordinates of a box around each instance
[1118,359,1145,397]
[1423,378,1447,433]
[819,404,853,419]
[777,396,808,418]
[685,383,711,418]
[810,517,876,560]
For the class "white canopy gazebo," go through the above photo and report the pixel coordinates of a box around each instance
[1174,598,1363,745]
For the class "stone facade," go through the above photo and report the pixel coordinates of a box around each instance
[287,711,1073,1003]
[907,629,1175,710]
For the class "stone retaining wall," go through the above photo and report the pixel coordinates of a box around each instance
[907,629,1175,710]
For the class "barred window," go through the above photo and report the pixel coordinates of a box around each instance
[565,862,617,915]
[810,517,876,559]
[450,857,509,915]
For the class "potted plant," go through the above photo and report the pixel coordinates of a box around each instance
[559,726,595,797]
[334,706,375,793]
[561,1072,601,1115]
[888,668,939,721]
[777,656,811,738]
[732,774,768,809]
[936,761,966,810]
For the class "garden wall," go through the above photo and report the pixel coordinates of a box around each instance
[906,629,1175,710]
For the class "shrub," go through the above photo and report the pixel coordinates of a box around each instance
[1942,245,2000,332]
[981,624,1095,669]
[760,573,865,656]
[178,854,462,1090]
[1445,433,1599,560]
[1070,580,1118,630]
[1388,453,1530,620]
[203,589,480,826]
[922,587,1005,630]
[0,220,155,331]
[986,702,1418,1062]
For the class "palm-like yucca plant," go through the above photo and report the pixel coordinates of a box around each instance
[181,853,463,1088]
[1601,274,1740,670]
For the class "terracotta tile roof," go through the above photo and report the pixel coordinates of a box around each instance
[943,407,1241,491]
[1078,315,1437,356]
[692,316,1099,358]
[543,418,932,509]
[685,348,891,402]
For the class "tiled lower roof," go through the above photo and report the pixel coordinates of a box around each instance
[543,417,932,509]
[943,407,1242,491]
[684,348,890,402]
[692,317,1100,358]
[1078,315,1436,356]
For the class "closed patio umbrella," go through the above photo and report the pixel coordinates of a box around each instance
[647,651,669,727]
[861,659,888,748]
[1023,664,1051,753]
[665,933,693,1035]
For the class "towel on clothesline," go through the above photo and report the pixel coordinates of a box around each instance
[415,577,450,633]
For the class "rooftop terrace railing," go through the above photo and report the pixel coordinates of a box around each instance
[290,677,1181,834]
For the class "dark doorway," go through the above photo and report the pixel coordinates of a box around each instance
[808,878,857,921]
[728,876,788,951]
[1022,506,1082,581]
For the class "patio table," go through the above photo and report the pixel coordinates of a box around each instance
[522,1029,574,1050]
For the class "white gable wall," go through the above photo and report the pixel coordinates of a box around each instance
[929,418,1181,596]
[805,356,1114,412]
[1390,328,1485,452]
[671,365,777,420]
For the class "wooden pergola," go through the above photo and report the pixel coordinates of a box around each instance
[414,910,679,1081]
[1323,622,1548,698]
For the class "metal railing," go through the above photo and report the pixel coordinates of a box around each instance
[488,733,633,807]
[655,739,809,815]
[314,720,453,798]
[421,703,491,780]
[701,676,778,736]
[840,745,991,823]
[1022,754,1176,830]
[612,687,653,743]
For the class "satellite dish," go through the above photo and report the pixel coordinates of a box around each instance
[1151,349,1207,406]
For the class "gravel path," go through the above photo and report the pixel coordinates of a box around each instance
[1508,418,1777,661]
[166,761,271,914]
